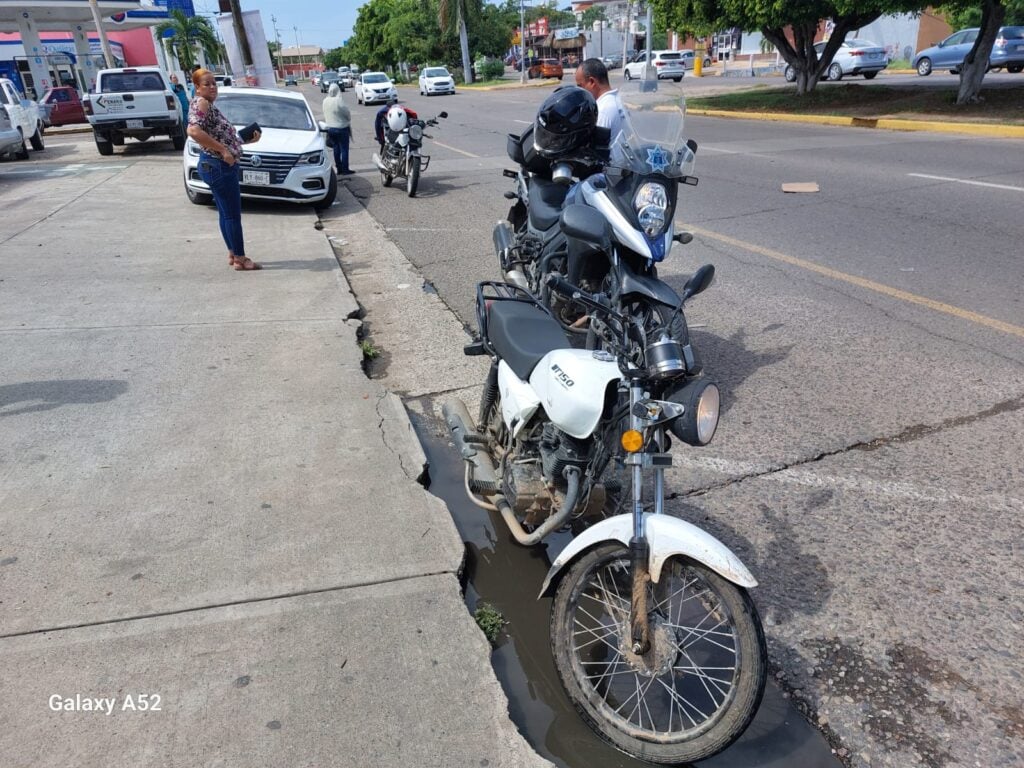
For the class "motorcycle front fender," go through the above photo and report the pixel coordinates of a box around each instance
[538,513,757,599]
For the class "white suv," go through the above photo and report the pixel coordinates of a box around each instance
[623,50,686,82]
[182,87,336,210]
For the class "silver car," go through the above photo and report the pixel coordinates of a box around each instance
[785,39,888,81]
[356,72,397,105]
[0,105,26,159]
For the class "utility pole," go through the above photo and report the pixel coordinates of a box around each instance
[621,1,631,71]
[272,14,282,79]
[520,0,527,84]
[294,26,304,79]
[228,0,253,68]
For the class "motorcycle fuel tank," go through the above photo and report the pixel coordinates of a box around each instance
[529,349,620,439]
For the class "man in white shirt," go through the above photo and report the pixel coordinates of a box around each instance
[574,58,626,146]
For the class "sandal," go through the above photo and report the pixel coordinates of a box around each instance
[233,257,262,271]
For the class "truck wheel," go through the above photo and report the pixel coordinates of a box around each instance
[15,131,29,161]
[96,135,114,156]
[172,132,185,150]
[111,133,125,146]
[30,127,44,151]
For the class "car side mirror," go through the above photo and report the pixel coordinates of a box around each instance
[318,120,327,132]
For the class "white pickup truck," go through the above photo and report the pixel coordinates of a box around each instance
[83,67,185,156]
[0,77,45,155]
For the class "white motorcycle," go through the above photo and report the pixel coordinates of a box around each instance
[372,108,447,197]
[443,268,767,763]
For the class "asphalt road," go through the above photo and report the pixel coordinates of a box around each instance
[313,81,1024,768]
[16,82,1023,768]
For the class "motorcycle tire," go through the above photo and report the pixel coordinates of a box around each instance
[550,544,767,764]
[406,156,421,197]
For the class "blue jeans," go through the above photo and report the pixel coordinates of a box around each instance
[198,153,245,257]
[328,127,351,172]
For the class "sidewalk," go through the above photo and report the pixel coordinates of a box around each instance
[0,157,551,768]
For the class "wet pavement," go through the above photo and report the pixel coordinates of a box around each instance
[411,409,843,768]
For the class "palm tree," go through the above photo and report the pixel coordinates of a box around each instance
[438,0,474,84]
[154,10,223,72]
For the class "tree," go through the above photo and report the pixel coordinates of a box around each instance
[439,0,479,83]
[651,0,924,95]
[939,0,1024,103]
[580,6,607,28]
[154,10,223,71]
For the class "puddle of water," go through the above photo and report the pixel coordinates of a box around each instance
[411,410,842,768]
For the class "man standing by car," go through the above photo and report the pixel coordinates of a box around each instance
[575,58,626,144]
[323,83,353,175]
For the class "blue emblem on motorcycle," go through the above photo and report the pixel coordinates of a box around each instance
[646,146,670,173]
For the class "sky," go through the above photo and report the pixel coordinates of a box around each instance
[190,0,361,52]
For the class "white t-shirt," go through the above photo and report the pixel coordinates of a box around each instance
[596,88,626,146]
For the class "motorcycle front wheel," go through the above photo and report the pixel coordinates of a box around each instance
[551,544,766,763]
[406,156,421,197]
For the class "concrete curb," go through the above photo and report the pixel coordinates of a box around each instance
[688,107,1024,138]
[379,390,430,485]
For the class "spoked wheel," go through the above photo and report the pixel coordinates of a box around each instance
[406,156,420,197]
[551,545,767,763]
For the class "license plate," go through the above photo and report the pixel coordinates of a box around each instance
[126,119,143,129]
[242,170,270,185]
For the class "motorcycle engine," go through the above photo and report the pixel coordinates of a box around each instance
[501,459,549,520]
[540,423,590,483]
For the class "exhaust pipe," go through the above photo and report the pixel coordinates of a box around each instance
[442,399,498,493]
[493,221,529,289]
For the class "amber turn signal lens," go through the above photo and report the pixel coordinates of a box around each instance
[621,430,644,453]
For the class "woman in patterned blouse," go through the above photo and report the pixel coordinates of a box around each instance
[186,68,262,271]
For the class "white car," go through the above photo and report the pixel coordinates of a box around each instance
[355,72,397,105]
[623,50,686,82]
[418,66,455,96]
[182,87,336,210]
[337,67,353,90]
[0,104,27,159]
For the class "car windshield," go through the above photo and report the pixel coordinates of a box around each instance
[659,52,681,60]
[610,82,695,179]
[424,68,449,78]
[364,73,389,83]
[847,39,877,48]
[216,94,314,131]
[100,72,165,92]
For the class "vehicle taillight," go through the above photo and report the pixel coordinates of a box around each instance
[850,50,863,56]
[83,98,93,116]
[655,60,665,66]
[166,94,176,109]
[995,37,1006,46]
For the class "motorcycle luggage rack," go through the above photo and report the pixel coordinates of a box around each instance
[473,280,553,357]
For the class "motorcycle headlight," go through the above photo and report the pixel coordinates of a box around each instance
[667,380,720,446]
[409,124,423,141]
[299,150,325,165]
[634,182,668,237]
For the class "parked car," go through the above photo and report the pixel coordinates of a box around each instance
[601,53,623,69]
[214,75,233,87]
[355,72,397,105]
[83,67,182,156]
[0,103,27,160]
[527,58,563,80]
[623,50,685,81]
[914,26,1024,75]
[284,75,297,86]
[784,39,888,81]
[312,74,321,87]
[0,77,45,153]
[418,66,455,96]
[41,86,87,126]
[182,86,336,210]
[320,72,342,93]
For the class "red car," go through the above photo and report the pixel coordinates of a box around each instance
[41,86,87,127]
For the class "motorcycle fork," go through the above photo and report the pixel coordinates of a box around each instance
[626,383,666,656]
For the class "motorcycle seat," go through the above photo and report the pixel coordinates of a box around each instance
[529,178,570,232]
[487,300,570,381]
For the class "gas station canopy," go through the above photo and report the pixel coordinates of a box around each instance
[0,0,158,33]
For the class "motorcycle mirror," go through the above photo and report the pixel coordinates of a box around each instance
[682,264,715,300]
[560,205,611,248]
[438,111,448,119]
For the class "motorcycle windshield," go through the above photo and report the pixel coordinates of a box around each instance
[609,83,695,179]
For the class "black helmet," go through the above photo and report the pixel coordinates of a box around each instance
[533,86,598,158]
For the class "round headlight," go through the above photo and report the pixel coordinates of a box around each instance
[638,205,666,237]
[667,380,720,446]
[409,124,423,140]
[695,383,720,445]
